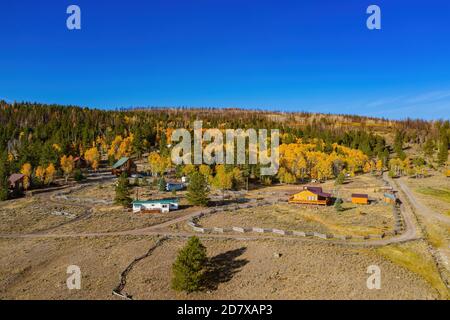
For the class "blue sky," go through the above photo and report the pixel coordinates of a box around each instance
[1,0,449,120]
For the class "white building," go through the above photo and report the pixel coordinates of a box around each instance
[132,199,179,213]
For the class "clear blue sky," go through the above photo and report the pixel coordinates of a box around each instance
[1,0,449,120]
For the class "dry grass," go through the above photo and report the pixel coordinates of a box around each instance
[377,241,449,299]
[406,173,450,217]
[199,202,393,237]
[1,237,436,299]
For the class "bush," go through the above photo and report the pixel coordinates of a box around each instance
[334,198,344,212]
[74,169,85,181]
[172,236,207,293]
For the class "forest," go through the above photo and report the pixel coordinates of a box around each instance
[0,101,449,200]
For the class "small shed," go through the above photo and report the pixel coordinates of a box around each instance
[384,193,396,204]
[351,193,369,205]
[112,157,137,176]
[446,169,450,178]
[132,198,179,213]
[8,173,24,191]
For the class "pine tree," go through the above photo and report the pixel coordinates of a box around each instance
[186,171,209,206]
[158,177,166,192]
[335,172,345,185]
[437,135,449,166]
[171,236,207,293]
[115,173,132,207]
[0,153,9,201]
[394,131,406,160]
[334,198,344,212]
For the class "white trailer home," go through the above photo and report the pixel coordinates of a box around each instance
[132,199,179,213]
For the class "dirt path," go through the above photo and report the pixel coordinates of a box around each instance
[396,178,450,225]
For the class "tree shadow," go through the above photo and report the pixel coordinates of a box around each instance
[203,247,249,291]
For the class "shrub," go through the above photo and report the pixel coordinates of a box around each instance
[334,198,344,212]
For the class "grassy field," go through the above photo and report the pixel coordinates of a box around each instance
[406,174,450,217]
[377,241,449,299]
[416,187,450,204]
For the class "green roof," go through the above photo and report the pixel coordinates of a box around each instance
[132,198,179,205]
[112,157,129,169]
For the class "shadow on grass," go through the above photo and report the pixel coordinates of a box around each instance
[203,247,249,291]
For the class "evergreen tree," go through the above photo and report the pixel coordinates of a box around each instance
[437,135,449,166]
[186,171,209,206]
[394,131,406,160]
[0,152,9,201]
[423,139,435,158]
[158,177,166,192]
[335,172,345,185]
[334,198,344,212]
[171,236,207,293]
[115,173,132,207]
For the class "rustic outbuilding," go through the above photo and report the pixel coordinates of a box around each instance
[112,157,137,176]
[351,193,369,205]
[8,173,25,192]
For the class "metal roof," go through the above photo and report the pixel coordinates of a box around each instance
[112,157,129,169]
[8,173,24,184]
[352,193,368,198]
[132,198,179,205]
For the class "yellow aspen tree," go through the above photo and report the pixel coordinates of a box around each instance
[60,155,74,183]
[20,163,32,190]
[44,163,56,185]
[85,147,100,171]
[35,166,45,184]
[108,135,123,160]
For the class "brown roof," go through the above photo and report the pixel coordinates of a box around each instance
[8,173,24,184]
[352,193,368,199]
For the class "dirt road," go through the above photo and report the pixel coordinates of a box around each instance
[396,177,450,225]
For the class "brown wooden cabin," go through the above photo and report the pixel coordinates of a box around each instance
[8,173,24,191]
[289,186,332,205]
[112,157,137,176]
[351,193,369,205]
[74,156,88,169]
